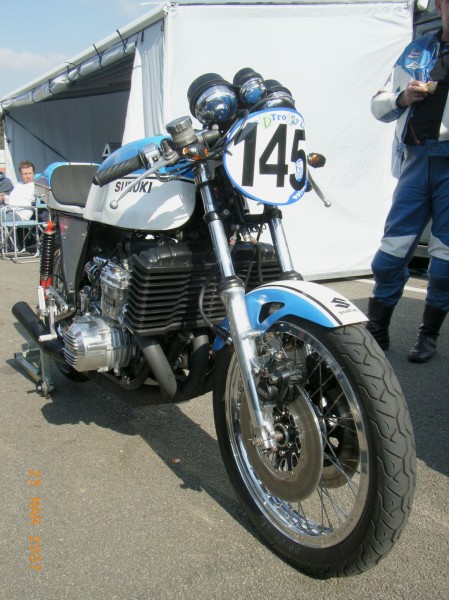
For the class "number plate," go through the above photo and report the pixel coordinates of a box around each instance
[223,107,308,205]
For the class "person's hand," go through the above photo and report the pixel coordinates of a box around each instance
[397,80,429,108]
[0,193,5,204]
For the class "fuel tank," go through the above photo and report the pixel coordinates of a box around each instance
[84,136,196,231]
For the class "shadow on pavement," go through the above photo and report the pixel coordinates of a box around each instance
[38,372,259,540]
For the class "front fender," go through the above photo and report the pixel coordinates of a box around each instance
[246,279,367,333]
[213,279,367,351]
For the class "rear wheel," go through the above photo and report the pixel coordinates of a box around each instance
[213,318,416,578]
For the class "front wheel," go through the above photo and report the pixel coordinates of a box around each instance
[213,319,416,578]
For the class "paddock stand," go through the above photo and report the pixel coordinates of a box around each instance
[14,344,56,398]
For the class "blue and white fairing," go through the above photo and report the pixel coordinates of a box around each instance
[213,280,367,351]
[83,136,196,232]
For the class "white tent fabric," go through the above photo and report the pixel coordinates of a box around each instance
[122,19,165,142]
[122,1,413,279]
[0,0,414,279]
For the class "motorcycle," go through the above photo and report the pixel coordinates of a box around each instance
[12,68,416,578]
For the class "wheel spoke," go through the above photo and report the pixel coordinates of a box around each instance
[322,450,360,496]
[317,482,350,526]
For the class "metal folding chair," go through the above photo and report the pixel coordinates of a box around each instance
[0,204,46,262]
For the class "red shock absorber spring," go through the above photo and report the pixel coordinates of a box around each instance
[40,220,56,290]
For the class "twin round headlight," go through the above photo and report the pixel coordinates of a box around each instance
[187,68,295,127]
[187,73,238,127]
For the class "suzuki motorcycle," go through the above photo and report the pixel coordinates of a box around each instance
[12,69,416,578]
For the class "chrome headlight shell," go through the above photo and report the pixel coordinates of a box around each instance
[259,79,296,109]
[187,73,237,126]
[233,67,266,106]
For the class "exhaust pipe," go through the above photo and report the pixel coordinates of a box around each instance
[11,302,213,407]
[12,301,66,364]
[136,330,210,402]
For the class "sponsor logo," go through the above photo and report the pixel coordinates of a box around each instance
[406,60,421,71]
[114,180,153,194]
[259,112,303,129]
[407,48,422,60]
[338,308,358,315]
[331,297,351,309]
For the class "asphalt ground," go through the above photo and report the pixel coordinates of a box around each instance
[1,257,448,600]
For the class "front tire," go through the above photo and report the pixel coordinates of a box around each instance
[213,319,416,578]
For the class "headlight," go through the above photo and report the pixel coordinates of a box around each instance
[233,67,266,106]
[187,73,237,126]
[259,79,295,109]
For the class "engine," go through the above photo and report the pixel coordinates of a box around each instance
[61,241,281,374]
[62,258,138,373]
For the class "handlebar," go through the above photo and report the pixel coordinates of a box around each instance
[92,151,149,187]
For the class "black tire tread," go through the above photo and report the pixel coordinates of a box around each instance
[326,325,416,576]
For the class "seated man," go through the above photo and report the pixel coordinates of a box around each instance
[6,160,36,220]
[2,160,37,251]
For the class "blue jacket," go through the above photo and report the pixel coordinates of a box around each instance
[371,30,449,175]
[0,173,13,194]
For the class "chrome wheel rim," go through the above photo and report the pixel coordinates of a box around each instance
[225,321,369,548]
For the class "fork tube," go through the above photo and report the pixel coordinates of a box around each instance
[194,164,276,449]
[194,165,234,279]
[267,209,296,273]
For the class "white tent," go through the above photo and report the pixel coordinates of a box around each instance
[0,0,415,279]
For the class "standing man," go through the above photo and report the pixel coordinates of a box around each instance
[367,0,449,363]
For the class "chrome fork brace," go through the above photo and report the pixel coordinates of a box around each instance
[196,164,295,449]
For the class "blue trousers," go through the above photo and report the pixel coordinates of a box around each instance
[371,141,449,312]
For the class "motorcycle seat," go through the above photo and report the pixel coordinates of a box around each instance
[35,163,99,210]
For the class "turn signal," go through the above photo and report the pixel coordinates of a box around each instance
[182,143,209,161]
[307,153,326,168]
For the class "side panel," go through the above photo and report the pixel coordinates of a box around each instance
[58,216,90,294]
[83,176,196,231]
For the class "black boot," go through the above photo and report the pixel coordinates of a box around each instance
[408,304,447,363]
[366,297,395,350]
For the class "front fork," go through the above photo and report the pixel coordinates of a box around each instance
[195,164,296,449]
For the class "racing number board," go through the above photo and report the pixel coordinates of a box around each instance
[224,107,308,206]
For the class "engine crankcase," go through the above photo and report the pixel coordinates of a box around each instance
[63,315,134,373]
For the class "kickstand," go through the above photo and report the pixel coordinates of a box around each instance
[14,344,56,398]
